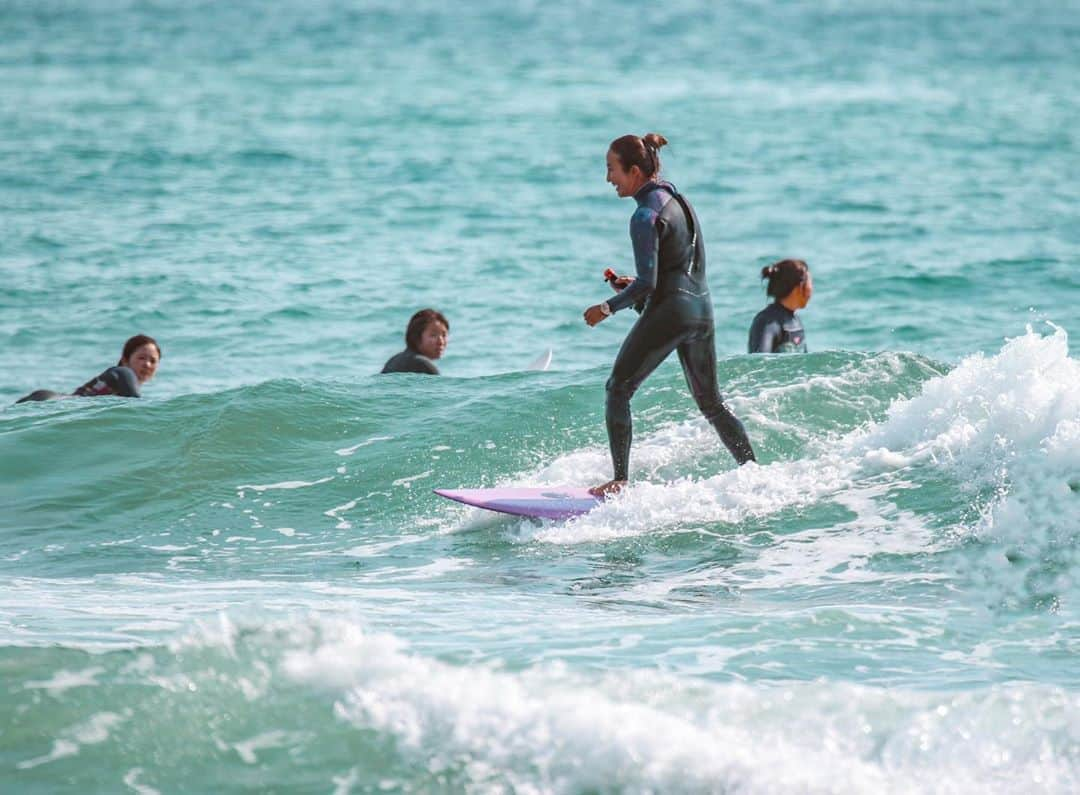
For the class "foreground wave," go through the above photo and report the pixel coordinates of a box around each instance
[3,329,1079,792]
[3,614,1076,794]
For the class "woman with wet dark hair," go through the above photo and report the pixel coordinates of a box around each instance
[583,133,756,496]
[15,334,162,403]
[381,309,449,375]
[748,259,811,353]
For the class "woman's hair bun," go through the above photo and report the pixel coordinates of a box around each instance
[608,133,665,177]
[761,259,810,298]
[642,132,668,150]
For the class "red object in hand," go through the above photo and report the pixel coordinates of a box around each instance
[603,268,618,283]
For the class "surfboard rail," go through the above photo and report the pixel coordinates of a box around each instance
[434,486,599,519]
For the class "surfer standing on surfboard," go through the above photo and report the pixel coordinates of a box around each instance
[583,133,756,496]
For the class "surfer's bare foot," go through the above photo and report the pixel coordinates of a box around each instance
[588,479,627,498]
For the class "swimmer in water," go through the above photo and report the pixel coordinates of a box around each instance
[15,334,161,403]
[748,259,811,353]
[381,309,449,375]
[583,133,756,497]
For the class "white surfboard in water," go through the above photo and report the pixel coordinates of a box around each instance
[525,348,552,371]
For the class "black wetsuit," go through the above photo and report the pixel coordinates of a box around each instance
[15,366,141,403]
[748,303,807,353]
[381,349,440,375]
[602,180,755,481]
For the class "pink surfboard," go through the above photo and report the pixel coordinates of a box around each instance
[434,487,601,520]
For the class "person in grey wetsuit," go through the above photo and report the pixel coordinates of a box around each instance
[748,259,812,353]
[15,334,161,404]
[381,309,449,375]
[583,133,756,496]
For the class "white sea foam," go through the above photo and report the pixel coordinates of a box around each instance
[335,435,394,457]
[273,616,1079,794]
[493,327,1078,590]
[17,711,129,770]
[845,326,1080,610]
[23,666,106,696]
[123,768,161,795]
[226,729,310,765]
[236,477,334,495]
[853,325,1079,473]
[392,470,434,487]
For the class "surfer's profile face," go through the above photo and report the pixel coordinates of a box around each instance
[606,149,645,198]
[417,321,448,360]
[123,343,160,383]
[792,274,813,309]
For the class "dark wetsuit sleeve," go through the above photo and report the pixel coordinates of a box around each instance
[606,206,659,313]
[72,366,142,397]
[108,366,141,396]
[748,314,780,353]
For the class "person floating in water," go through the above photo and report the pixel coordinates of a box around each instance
[748,259,811,353]
[16,334,162,403]
[583,132,756,496]
[381,309,449,375]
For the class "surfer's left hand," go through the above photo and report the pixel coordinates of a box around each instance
[584,305,609,326]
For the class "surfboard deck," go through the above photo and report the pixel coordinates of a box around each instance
[434,487,600,519]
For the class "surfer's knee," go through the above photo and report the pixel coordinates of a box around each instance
[605,374,635,403]
[605,376,635,423]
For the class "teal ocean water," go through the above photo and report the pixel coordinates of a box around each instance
[2,1,1079,792]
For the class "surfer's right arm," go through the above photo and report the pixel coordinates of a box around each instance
[72,366,142,397]
[605,206,659,313]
